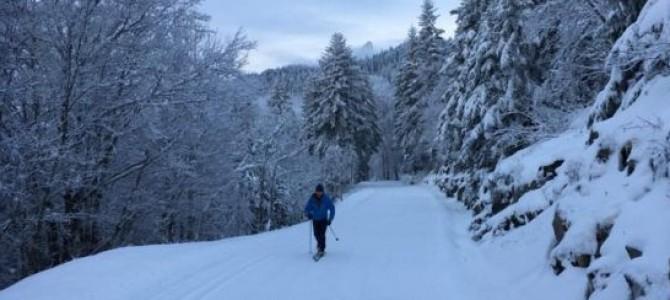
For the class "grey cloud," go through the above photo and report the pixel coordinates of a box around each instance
[200,0,459,72]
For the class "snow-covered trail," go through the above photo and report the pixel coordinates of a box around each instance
[0,182,579,300]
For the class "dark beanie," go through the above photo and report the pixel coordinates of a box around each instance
[315,184,325,192]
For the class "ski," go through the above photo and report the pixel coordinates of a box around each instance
[312,252,325,262]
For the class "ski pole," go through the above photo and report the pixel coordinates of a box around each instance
[328,225,340,241]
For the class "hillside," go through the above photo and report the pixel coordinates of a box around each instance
[440,1,670,298]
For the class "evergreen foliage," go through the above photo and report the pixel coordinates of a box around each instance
[304,33,381,182]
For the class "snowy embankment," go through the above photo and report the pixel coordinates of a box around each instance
[1,182,582,300]
[441,1,670,299]
[474,76,670,299]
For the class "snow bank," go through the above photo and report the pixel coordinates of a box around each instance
[474,74,670,300]
[440,1,670,298]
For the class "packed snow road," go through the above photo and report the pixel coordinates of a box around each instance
[0,182,582,300]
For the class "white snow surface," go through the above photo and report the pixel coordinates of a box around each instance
[0,182,583,300]
[477,74,670,299]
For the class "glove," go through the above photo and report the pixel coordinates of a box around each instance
[327,220,332,226]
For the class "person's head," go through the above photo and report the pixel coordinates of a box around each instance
[315,184,325,198]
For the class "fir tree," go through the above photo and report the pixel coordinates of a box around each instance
[437,0,536,172]
[268,79,291,115]
[304,33,381,181]
[392,0,447,174]
[394,27,427,173]
[416,0,446,91]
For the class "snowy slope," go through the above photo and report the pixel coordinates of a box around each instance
[439,1,670,298]
[477,76,670,299]
[0,182,582,300]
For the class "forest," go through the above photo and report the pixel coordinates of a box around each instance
[2,0,669,297]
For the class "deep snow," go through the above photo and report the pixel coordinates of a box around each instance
[0,182,584,300]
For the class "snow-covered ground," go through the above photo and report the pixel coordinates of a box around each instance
[0,182,584,300]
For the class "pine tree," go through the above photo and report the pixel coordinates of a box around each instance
[268,79,291,115]
[435,0,648,211]
[304,33,381,181]
[388,1,446,176]
[416,0,446,91]
[394,27,427,173]
[494,0,536,156]
[437,0,537,173]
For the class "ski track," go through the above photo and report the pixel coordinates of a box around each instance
[0,182,572,300]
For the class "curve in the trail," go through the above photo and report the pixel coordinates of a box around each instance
[0,182,583,300]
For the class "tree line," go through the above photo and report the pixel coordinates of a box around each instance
[0,0,321,288]
[0,0,650,290]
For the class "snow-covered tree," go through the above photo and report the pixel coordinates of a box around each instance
[0,0,257,288]
[436,0,648,176]
[394,27,429,173]
[268,79,292,115]
[235,75,327,233]
[434,0,649,218]
[304,33,381,182]
[389,1,448,175]
[416,0,446,91]
[360,45,405,82]
[437,0,538,173]
[261,65,318,95]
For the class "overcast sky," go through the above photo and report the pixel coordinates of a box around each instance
[199,0,460,73]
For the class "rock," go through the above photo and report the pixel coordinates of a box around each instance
[539,160,565,179]
[619,141,633,172]
[597,147,612,163]
[587,130,600,145]
[624,274,646,299]
[572,254,591,268]
[586,270,613,299]
[491,192,510,215]
[626,159,637,176]
[586,272,596,299]
[595,223,613,258]
[625,245,643,259]
[552,211,569,244]
[473,202,484,215]
[552,258,565,275]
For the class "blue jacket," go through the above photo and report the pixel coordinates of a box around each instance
[304,193,335,222]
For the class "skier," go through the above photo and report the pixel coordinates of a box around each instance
[304,184,335,260]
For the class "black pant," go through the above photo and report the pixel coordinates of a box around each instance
[312,220,328,252]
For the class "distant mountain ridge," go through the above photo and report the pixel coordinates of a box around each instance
[353,41,376,59]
